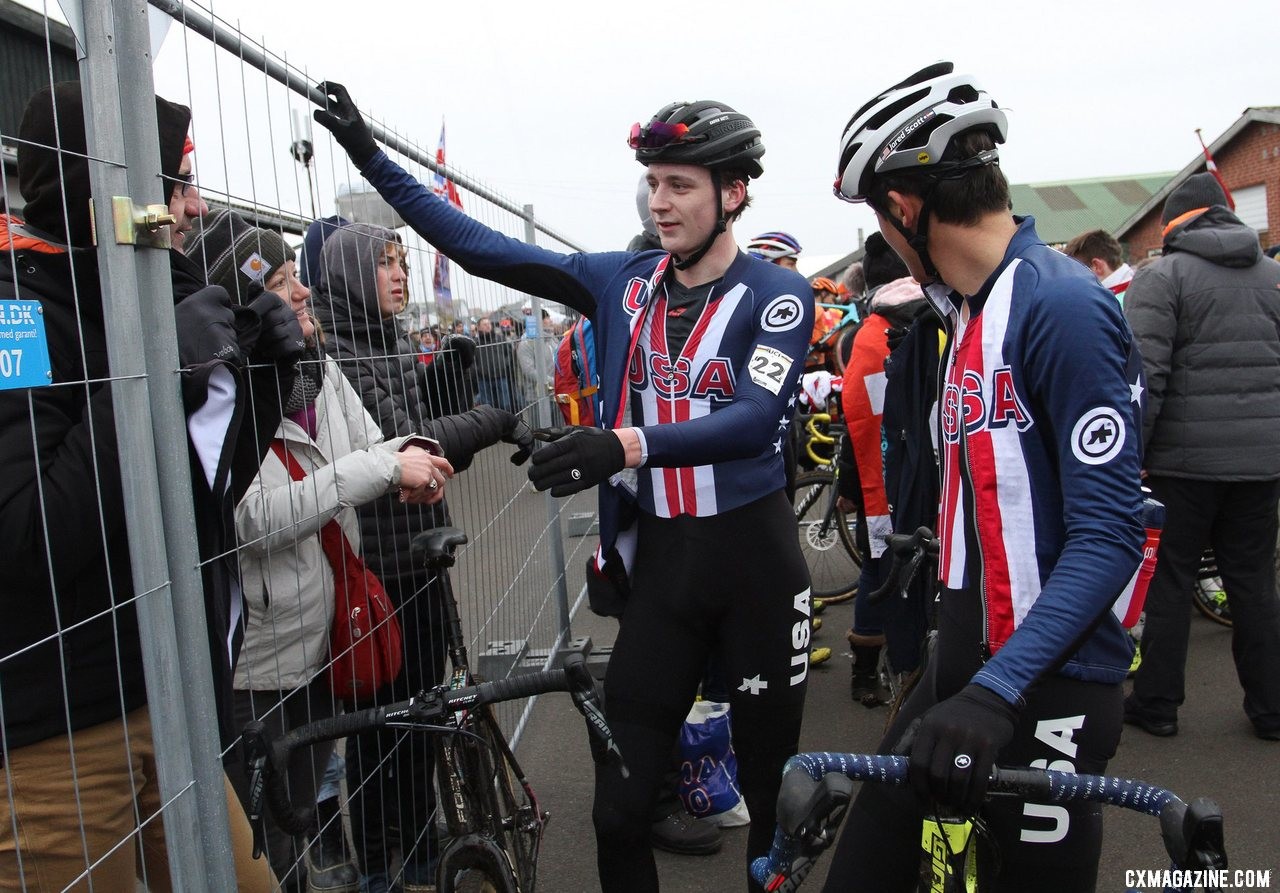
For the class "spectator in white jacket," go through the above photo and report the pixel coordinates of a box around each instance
[185,213,449,890]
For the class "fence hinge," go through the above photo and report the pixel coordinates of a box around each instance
[93,197,176,249]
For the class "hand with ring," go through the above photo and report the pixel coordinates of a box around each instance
[396,448,453,505]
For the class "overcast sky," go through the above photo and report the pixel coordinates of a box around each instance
[31,0,1280,283]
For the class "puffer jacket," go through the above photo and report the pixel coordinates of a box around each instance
[234,360,407,691]
[1125,206,1280,480]
[310,224,520,583]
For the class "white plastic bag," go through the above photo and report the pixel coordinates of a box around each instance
[677,700,750,828]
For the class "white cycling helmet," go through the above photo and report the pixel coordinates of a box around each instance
[747,231,802,261]
[834,62,1007,204]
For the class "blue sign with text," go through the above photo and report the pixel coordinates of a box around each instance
[0,301,53,390]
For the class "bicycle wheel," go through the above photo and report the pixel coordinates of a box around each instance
[793,469,861,601]
[1191,579,1232,627]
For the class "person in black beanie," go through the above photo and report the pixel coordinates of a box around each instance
[186,209,295,301]
[0,81,303,890]
[1123,172,1280,741]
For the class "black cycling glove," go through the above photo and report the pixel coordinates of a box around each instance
[313,82,378,167]
[528,426,626,497]
[900,683,1018,815]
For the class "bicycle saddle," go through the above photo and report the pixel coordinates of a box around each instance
[412,527,469,568]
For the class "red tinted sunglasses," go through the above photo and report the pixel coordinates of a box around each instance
[628,120,700,150]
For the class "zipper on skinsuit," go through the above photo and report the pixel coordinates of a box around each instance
[942,302,991,663]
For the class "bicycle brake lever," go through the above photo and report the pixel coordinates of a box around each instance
[777,770,854,841]
[240,721,270,859]
[563,654,629,778]
[576,694,629,779]
[1161,797,1227,871]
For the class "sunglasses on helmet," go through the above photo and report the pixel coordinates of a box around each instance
[628,120,703,150]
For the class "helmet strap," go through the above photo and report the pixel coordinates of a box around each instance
[673,169,727,271]
[873,187,941,282]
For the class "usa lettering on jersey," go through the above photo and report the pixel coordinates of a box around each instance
[940,366,1033,443]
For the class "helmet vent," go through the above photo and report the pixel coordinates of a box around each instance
[865,87,929,132]
[947,85,980,105]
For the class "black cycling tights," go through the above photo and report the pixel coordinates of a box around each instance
[821,656,1124,892]
[594,491,811,893]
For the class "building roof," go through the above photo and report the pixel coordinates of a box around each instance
[1009,173,1176,246]
[806,171,1177,282]
[1115,107,1280,239]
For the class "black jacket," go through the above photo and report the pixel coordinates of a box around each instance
[0,238,293,751]
[310,223,518,583]
[1125,206,1280,480]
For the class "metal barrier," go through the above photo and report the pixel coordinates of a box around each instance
[0,0,597,888]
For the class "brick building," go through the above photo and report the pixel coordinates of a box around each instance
[1117,107,1280,259]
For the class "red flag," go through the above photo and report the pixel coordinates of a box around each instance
[1195,128,1235,211]
[433,121,463,210]
[432,120,463,316]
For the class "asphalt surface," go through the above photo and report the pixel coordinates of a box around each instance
[516,585,1280,892]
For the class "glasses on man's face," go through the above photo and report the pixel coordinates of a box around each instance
[168,172,196,197]
[628,120,702,150]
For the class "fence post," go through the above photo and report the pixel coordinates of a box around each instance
[80,0,235,887]
[523,205,573,646]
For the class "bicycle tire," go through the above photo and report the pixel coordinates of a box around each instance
[793,469,861,601]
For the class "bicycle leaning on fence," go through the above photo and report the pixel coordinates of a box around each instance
[243,527,626,893]
[751,752,1228,893]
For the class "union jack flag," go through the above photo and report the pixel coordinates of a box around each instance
[432,120,464,316]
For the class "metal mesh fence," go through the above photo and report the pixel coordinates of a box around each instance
[0,0,597,888]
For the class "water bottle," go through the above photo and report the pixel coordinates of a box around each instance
[1125,492,1165,627]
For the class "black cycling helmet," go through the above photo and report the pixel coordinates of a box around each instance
[630,100,765,270]
[631,100,765,179]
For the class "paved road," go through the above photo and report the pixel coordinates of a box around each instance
[517,595,1279,892]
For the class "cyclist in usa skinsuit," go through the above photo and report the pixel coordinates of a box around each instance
[821,64,1147,891]
[313,84,814,892]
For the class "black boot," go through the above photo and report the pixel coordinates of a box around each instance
[306,797,359,893]
[847,631,887,708]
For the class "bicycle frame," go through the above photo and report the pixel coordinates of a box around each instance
[242,527,624,893]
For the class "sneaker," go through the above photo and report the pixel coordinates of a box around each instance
[1123,696,1177,737]
[809,646,832,666]
[649,810,723,856]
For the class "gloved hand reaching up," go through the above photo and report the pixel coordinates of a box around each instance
[528,426,626,497]
[313,82,378,167]
[898,683,1018,815]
